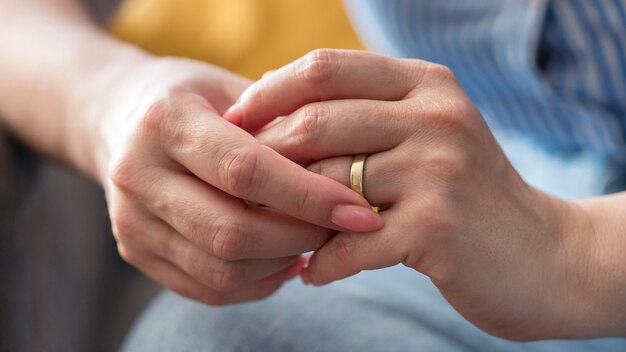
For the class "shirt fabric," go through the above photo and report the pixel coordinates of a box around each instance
[345,0,626,162]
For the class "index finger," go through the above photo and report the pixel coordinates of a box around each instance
[145,90,383,233]
[224,49,425,132]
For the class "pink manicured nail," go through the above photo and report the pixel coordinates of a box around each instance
[330,204,384,232]
[302,255,311,269]
[223,103,242,127]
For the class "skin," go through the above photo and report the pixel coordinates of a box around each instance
[0,0,382,305]
[225,49,626,340]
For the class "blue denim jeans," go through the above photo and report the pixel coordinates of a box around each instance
[122,130,626,351]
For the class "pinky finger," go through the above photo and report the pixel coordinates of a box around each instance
[131,249,307,306]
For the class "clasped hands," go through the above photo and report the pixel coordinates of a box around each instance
[100,50,608,340]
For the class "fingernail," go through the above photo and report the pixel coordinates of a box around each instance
[330,204,384,232]
[302,255,311,269]
[224,103,242,127]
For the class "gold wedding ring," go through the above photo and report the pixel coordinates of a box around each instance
[350,154,367,196]
[350,154,379,213]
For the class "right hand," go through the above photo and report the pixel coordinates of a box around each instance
[83,56,383,305]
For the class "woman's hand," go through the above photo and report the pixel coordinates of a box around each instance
[0,0,382,307]
[225,49,615,339]
[0,0,382,306]
[81,55,383,306]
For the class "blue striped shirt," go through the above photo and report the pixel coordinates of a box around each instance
[345,0,626,162]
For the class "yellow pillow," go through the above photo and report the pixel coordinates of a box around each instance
[109,0,363,79]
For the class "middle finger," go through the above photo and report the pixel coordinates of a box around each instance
[254,99,416,164]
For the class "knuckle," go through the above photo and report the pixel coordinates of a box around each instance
[406,62,461,102]
[424,63,458,84]
[211,262,245,292]
[294,184,314,220]
[141,89,210,151]
[423,149,471,184]
[433,97,477,129]
[218,145,262,198]
[168,200,217,249]
[305,161,343,187]
[182,253,231,292]
[139,99,168,136]
[418,96,476,135]
[401,58,431,85]
[300,48,341,86]
[158,230,180,261]
[109,158,142,194]
[177,246,201,276]
[290,103,329,149]
[210,217,248,261]
[306,161,323,175]
[109,205,137,242]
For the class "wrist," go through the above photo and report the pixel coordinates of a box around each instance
[68,40,154,183]
[570,196,626,337]
[545,194,626,338]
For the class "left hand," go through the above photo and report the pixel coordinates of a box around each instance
[224,49,605,340]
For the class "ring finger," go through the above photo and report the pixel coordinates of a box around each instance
[306,151,408,207]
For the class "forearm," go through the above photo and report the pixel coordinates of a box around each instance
[0,0,150,178]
